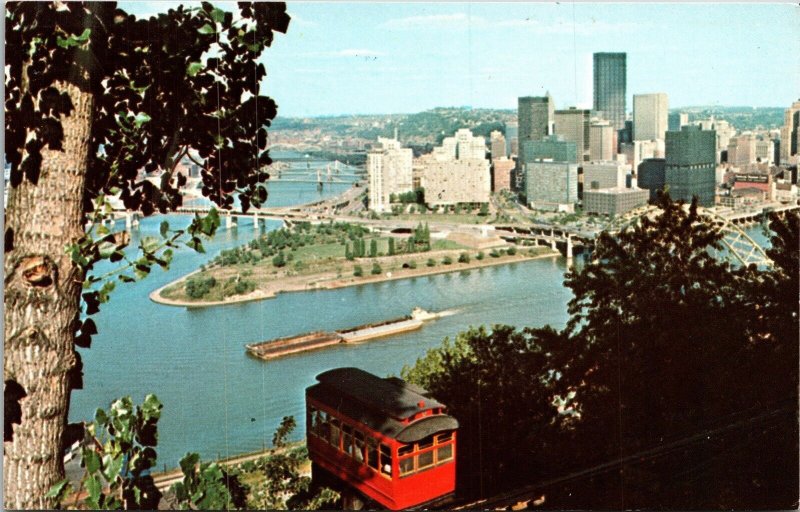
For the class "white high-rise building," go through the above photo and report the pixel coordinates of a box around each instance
[633,93,668,142]
[419,129,491,206]
[367,137,413,212]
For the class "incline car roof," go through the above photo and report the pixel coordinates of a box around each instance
[313,367,445,419]
[307,368,458,442]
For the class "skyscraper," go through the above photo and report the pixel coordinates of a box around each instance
[518,94,554,162]
[665,126,716,207]
[490,130,506,160]
[525,161,578,211]
[505,121,519,156]
[589,120,615,161]
[520,135,577,164]
[780,99,800,164]
[668,112,688,132]
[633,93,668,141]
[554,108,591,163]
[593,53,627,131]
[367,137,413,212]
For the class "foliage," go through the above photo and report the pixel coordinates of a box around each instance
[369,238,378,258]
[442,255,453,265]
[171,453,247,510]
[458,252,470,263]
[353,265,363,277]
[371,262,382,275]
[247,417,339,510]
[506,245,517,256]
[390,188,425,205]
[401,326,571,496]
[5,3,290,505]
[185,276,217,299]
[478,203,489,216]
[49,395,164,509]
[272,251,287,268]
[388,237,396,256]
[402,196,799,508]
[405,222,431,253]
[426,258,436,267]
[476,251,484,260]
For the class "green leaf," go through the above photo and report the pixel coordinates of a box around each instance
[133,112,151,128]
[141,236,160,254]
[85,474,102,505]
[141,394,163,420]
[95,407,108,425]
[210,8,225,23]
[198,23,215,35]
[56,28,91,49]
[160,221,170,239]
[179,452,200,475]
[84,449,101,474]
[102,453,124,482]
[98,241,116,259]
[187,61,204,77]
[45,478,70,499]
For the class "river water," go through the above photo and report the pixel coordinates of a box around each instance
[68,155,772,469]
[69,159,573,468]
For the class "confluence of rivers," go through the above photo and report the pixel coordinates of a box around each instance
[69,153,769,470]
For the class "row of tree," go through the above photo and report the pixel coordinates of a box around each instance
[389,188,425,205]
[402,197,799,509]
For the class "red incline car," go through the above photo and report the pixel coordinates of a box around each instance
[306,367,459,510]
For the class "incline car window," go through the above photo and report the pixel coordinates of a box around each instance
[397,430,455,478]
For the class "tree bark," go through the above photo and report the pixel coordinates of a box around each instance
[4,80,94,509]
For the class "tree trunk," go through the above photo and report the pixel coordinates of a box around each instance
[4,80,94,509]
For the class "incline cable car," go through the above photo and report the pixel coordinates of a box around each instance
[306,367,459,510]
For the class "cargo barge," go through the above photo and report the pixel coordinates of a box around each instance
[246,308,441,361]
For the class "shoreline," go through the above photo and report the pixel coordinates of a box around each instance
[149,249,561,309]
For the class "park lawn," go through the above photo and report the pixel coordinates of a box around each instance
[431,239,469,251]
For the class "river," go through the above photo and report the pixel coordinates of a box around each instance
[68,154,772,470]
[69,157,573,469]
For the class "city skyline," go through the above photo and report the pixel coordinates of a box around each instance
[121,2,799,117]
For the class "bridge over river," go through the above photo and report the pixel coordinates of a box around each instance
[109,187,795,266]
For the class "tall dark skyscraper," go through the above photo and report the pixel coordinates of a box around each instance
[518,94,554,164]
[665,126,716,207]
[593,52,627,131]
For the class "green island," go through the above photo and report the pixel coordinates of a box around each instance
[152,220,557,307]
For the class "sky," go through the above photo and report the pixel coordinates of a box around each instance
[122,2,800,117]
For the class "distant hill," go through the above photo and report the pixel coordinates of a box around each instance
[273,107,516,144]
[674,106,785,131]
[272,105,786,143]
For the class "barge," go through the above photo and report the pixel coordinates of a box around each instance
[246,308,441,361]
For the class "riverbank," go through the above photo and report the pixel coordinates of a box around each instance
[150,247,560,308]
